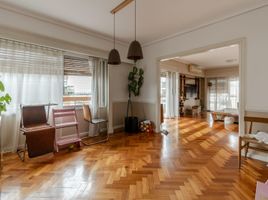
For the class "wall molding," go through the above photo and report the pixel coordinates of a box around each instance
[143,4,268,47]
[0,2,128,47]
[1,1,267,48]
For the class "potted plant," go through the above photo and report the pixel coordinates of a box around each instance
[125,65,144,133]
[0,80,12,169]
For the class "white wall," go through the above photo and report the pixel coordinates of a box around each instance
[108,62,132,133]
[140,5,268,161]
[109,63,132,103]
[141,5,268,119]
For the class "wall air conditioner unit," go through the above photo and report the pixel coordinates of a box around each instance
[188,64,203,75]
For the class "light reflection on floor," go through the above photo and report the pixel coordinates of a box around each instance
[228,134,238,150]
[161,112,239,159]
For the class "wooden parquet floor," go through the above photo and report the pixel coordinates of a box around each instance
[1,117,268,200]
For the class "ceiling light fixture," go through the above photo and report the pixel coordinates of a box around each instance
[108,13,121,65]
[127,0,143,62]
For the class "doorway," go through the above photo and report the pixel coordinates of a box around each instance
[159,42,242,134]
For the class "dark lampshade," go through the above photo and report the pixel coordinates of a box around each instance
[127,40,143,61]
[108,48,121,65]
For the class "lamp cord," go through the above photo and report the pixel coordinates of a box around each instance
[135,0,136,40]
[114,14,115,49]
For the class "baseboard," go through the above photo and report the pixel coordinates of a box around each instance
[79,132,89,138]
[113,124,124,133]
[113,124,124,129]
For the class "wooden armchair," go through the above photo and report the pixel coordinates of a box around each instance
[18,105,55,161]
[238,116,268,168]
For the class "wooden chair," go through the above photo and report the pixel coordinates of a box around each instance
[82,105,108,146]
[238,116,268,168]
[52,108,81,152]
[18,105,55,161]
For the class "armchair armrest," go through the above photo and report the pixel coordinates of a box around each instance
[21,124,55,134]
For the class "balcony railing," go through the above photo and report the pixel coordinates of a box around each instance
[63,95,91,106]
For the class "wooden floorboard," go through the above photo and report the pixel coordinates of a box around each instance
[0,116,268,200]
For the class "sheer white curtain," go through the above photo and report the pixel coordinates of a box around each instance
[208,77,239,111]
[88,58,108,136]
[0,38,63,152]
[91,58,108,117]
[165,71,179,118]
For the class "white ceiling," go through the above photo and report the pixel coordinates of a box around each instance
[173,44,239,69]
[0,0,267,44]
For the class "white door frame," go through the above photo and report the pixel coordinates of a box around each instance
[156,38,246,135]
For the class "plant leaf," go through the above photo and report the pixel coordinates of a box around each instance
[133,66,138,74]
[127,66,144,97]
[139,68,144,75]
[128,72,134,81]
[0,81,12,113]
[5,94,12,104]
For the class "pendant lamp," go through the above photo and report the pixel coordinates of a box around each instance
[127,0,143,61]
[108,14,121,65]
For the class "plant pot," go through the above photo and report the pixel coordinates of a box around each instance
[124,116,139,133]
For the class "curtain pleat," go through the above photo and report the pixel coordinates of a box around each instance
[89,58,108,136]
[92,58,108,117]
[165,71,179,118]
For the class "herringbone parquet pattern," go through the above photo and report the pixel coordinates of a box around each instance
[1,116,268,200]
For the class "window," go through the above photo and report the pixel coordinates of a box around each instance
[63,56,93,106]
[207,77,239,111]
[229,78,239,109]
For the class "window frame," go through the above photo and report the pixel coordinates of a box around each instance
[63,55,93,107]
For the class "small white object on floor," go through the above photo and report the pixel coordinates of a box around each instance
[254,132,268,144]
[224,116,234,125]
